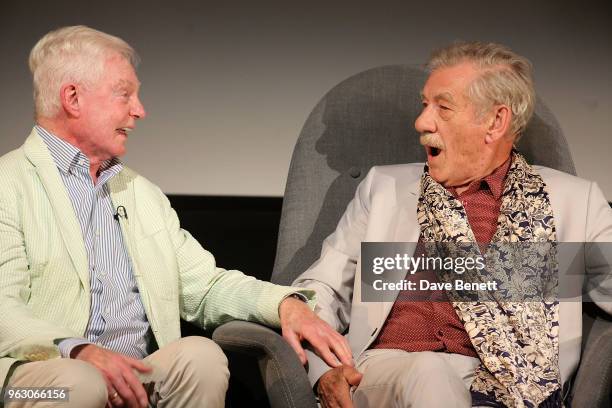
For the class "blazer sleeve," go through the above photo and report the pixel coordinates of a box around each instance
[155,188,315,330]
[584,182,612,314]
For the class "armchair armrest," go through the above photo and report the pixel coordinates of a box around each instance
[213,320,317,408]
[570,308,612,407]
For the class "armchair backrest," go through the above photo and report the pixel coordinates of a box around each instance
[271,64,576,285]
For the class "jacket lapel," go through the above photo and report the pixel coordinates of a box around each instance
[108,170,137,274]
[23,129,90,292]
[379,176,422,322]
[359,175,422,351]
[108,170,158,329]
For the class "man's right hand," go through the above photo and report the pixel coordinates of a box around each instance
[317,365,363,408]
[71,344,151,408]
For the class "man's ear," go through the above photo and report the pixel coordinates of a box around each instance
[59,84,81,118]
[484,105,512,144]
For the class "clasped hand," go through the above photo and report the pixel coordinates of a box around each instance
[72,344,151,408]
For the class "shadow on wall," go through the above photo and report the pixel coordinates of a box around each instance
[273,64,574,286]
[273,65,427,285]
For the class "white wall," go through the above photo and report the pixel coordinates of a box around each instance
[1,0,610,198]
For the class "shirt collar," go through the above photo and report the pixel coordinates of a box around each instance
[449,156,512,200]
[483,156,511,199]
[36,125,123,179]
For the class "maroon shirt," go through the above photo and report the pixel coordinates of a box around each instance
[370,158,511,357]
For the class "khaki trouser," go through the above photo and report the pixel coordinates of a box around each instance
[4,336,229,408]
[352,349,481,408]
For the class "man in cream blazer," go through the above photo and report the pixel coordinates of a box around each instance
[0,26,350,408]
[295,42,612,407]
[296,164,612,403]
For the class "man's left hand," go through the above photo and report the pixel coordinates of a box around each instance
[279,296,353,368]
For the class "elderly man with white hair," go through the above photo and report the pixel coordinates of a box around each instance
[294,42,612,408]
[0,26,352,408]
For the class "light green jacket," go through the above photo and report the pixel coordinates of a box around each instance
[0,128,313,386]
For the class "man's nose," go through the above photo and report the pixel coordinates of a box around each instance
[415,107,434,134]
[131,97,146,120]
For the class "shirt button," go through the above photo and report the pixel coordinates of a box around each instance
[437,329,444,337]
[100,270,107,277]
[105,307,111,314]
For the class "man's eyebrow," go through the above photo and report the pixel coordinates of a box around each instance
[433,92,456,105]
[113,79,140,90]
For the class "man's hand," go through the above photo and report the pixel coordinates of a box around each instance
[72,344,151,408]
[317,365,363,408]
[279,296,353,368]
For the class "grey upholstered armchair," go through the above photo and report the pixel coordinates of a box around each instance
[213,65,612,407]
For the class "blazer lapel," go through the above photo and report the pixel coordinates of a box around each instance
[108,169,155,321]
[108,170,137,274]
[361,175,422,345]
[379,176,422,323]
[23,129,90,292]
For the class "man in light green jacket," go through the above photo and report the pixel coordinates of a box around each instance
[0,26,351,408]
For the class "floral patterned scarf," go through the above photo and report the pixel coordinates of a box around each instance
[417,151,561,408]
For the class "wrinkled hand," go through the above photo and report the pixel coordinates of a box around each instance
[72,344,151,408]
[279,296,353,368]
[318,365,362,408]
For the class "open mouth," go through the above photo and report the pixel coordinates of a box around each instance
[116,127,132,136]
[420,135,443,159]
[426,145,442,158]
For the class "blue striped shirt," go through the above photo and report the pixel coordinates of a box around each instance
[37,126,151,359]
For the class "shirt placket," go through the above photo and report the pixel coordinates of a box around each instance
[74,166,105,341]
[94,184,113,328]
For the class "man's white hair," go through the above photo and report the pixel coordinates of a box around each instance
[426,41,535,140]
[29,25,139,119]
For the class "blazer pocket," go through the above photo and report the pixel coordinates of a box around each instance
[27,261,48,306]
[27,259,79,311]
